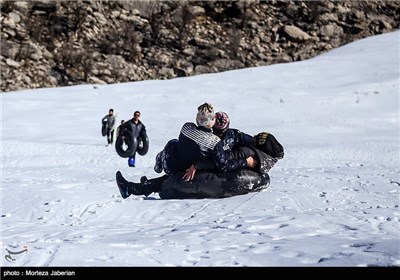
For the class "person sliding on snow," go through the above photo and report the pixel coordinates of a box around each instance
[182,111,255,181]
[102,108,116,146]
[182,111,284,181]
[116,102,221,198]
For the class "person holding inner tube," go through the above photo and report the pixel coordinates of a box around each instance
[116,111,147,167]
[102,108,116,146]
[116,102,222,198]
[116,120,125,139]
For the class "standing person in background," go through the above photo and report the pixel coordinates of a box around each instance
[118,111,147,167]
[116,120,125,137]
[102,108,116,146]
[116,120,126,147]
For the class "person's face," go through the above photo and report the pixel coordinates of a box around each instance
[134,113,140,120]
[109,111,113,116]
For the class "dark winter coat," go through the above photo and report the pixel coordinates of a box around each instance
[194,128,254,172]
[118,119,147,139]
[162,122,220,175]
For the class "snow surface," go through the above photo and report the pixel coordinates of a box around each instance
[1,31,399,267]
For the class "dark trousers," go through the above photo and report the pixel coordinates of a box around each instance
[107,129,114,144]
[142,175,170,194]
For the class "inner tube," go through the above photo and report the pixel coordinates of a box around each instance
[159,169,270,199]
[136,134,149,156]
[101,121,107,137]
[115,130,137,158]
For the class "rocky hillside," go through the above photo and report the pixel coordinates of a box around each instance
[1,0,399,92]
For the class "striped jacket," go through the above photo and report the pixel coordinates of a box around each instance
[165,122,220,174]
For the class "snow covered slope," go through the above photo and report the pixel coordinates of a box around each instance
[1,31,399,266]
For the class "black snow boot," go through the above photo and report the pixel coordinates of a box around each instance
[139,175,169,197]
[116,171,141,198]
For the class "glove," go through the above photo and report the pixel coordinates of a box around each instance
[256,132,269,146]
[255,132,284,159]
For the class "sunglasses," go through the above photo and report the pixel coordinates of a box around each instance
[134,114,140,117]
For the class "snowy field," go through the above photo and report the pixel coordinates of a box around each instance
[1,31,399,267]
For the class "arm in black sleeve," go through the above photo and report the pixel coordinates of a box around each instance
[139,123,147,137]
[227,129,255,147]
[240,132,255,147]
[141,123,146,133]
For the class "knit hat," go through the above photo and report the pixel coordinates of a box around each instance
[196,103,215,128]
[214,111,230,134]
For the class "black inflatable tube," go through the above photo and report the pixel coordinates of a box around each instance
[159,169,270,199]
[136,134,149,156]
[115,130,137,158]
[101,122,107,137]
